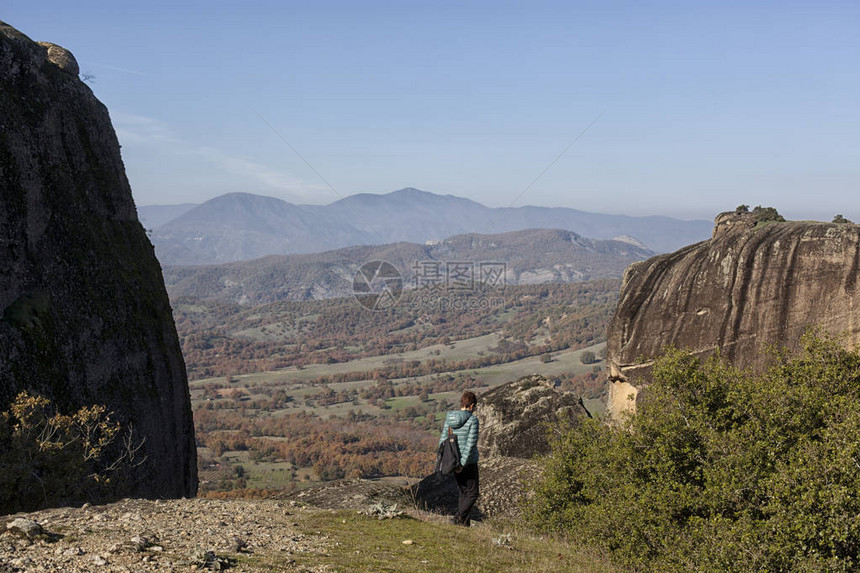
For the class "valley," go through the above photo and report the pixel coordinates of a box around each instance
[176,281,616,495]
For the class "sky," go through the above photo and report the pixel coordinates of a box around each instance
[5,1,860,221]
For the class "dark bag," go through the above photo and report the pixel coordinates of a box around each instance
[435,426,462,476]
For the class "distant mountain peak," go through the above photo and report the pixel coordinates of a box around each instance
[390,187,429,195]
[149,189,712,265]
[381,187,488,207]
[205,192,293,205]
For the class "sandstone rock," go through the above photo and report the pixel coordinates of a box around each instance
[606,211,860,417]
[478,374,588,458]
[35,41,79,75]
[0,21,196,510]
[412,455,540,519]
[475,455,541,518]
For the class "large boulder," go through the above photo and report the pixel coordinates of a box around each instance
[606,211,860,417]
[0,21,196,508]
[477,373,588,458]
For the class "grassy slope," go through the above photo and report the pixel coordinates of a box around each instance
[287,509,615,573]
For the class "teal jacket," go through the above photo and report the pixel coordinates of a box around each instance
[439,410,479,467]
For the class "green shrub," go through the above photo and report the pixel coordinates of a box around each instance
[528,333,860,571]
[751,205,786,224]
[580,351,597,364]
[0,392,139,513]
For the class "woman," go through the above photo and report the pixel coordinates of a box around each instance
[438,391,479,526]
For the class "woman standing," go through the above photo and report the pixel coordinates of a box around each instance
[438,391,479,526]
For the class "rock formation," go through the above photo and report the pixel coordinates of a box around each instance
[477,373,587,458]
[0,21,196,505]
[414,375,588,518]
[606,210,860,417]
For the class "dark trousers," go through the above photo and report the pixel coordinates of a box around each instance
[454,463,479,526]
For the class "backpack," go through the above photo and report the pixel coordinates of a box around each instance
[435,426,462,476]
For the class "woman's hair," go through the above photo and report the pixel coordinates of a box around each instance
[460,391,477,409]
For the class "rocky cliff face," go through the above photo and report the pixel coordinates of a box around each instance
[0,22,196,501]
[606,211,860,417]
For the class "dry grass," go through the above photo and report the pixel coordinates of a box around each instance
[289,509,615,573]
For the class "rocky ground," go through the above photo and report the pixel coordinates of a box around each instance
[1,497,332,572]
[0,469,539,573]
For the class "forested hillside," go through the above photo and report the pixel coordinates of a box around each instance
[163,228,650,304]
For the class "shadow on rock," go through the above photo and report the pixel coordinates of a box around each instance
[411,472,486,523]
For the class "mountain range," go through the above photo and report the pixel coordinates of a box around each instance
[141,188,711,266]
[163,227,653,304]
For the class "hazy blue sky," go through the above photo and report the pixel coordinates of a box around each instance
[5,1,859,220]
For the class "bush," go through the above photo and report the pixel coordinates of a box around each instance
[528,333,860,571]
[580,351,596,364]
[751,205,786,224]
[0,392,141,513]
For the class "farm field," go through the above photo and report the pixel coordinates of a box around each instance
[189,333,505,389]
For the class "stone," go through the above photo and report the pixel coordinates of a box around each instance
[129,536,150,551]
[606,211,860,417]
[478,374,588,458]
[6,518,42,538]
[10,557,34,569]
[35,41,79,75]
[225,535,246,552]
[0,20,196,512]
